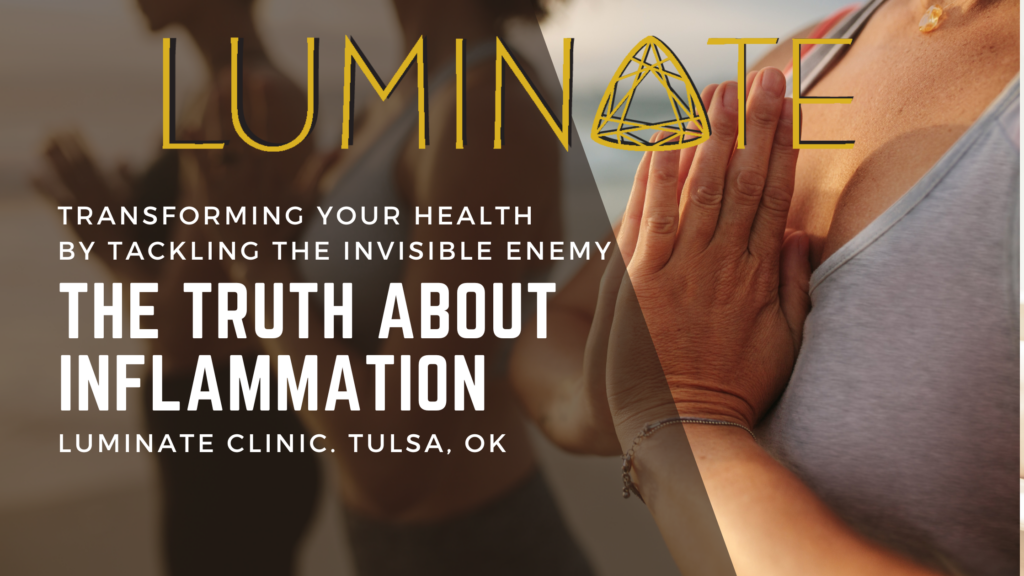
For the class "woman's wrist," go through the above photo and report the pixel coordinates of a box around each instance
[611,389,758,455]
[570,374,621,455]
[624,421,690,504]
[612,399,680,455]
[669,380,760,430]
[629,422,758,506]
[682,422,758,453]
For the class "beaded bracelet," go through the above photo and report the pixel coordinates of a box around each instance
[622,416,756,501]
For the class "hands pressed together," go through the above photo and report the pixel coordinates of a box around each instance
[588,67,812,451]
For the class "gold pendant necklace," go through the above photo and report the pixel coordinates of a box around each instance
[919,4,945,33]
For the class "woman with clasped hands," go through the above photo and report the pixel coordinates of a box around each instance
[515,66,944,575]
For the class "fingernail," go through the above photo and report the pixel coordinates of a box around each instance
[760,67,785,97]
[723,82,738,114]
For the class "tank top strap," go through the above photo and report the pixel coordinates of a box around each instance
[785,0,888,96]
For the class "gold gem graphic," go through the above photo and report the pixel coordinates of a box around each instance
[591,36,710,150]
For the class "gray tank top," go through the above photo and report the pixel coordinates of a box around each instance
[759,3,1020,575]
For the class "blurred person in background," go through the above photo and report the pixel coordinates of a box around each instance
[187,0,595,574]
[513,0,1019,575]
[34,0,320,574]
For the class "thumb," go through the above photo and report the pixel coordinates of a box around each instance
[779,230,811,345]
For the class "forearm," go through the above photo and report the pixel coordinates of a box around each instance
[511,233,628,455]
[511,308,619,455]
[635,425,939,576]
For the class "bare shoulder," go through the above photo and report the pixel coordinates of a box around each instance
[752,22,819,71]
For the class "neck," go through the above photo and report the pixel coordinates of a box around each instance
[182,3,268,74]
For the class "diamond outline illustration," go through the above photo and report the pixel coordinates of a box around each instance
[591,36,711,151]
